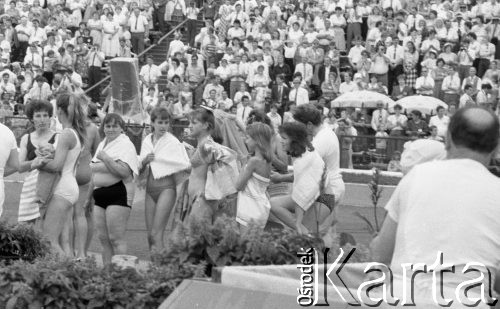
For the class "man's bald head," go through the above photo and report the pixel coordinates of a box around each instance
[448,107,499,154]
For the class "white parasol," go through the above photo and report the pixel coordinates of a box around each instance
[394,95,448,115]
[331,90,395,109]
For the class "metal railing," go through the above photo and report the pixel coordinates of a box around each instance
[85,19,189,95]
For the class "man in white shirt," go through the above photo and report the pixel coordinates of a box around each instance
[16,16,31,60]
[167,31,185,58]
[441,66,461,105]
[23,44,43,68]
[476,83,493,107]
[339,72,360,94]
[461,67,482,98]
[371,101,389,131]
[236,95,253,123]
[294,57,313,85]
[289,76,309,106]
[28,19,46,45]
[415,68,435,95]
[0,72,15,96]
[128,7,149,57]
[227,20,246,41]
[371,107,500,309]
[385,36,404,93]
[459,84,477,108]
[139,56,161,99]
[26,75,52,101]
[477,35,496,77]
[229,2,249,27]
[87,43,105,103]
[429,106,450,139]
[348,37,365,67]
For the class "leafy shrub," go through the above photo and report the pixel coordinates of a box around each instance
[152,216,369,276]
[0,222,50,263]
[0,256,206,309]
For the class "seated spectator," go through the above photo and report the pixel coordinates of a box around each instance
[406,110,429,138]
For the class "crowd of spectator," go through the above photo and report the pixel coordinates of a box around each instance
[0,0,500,164]
[135,0,500,149]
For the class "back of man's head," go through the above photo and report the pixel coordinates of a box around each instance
[293,104,323,126]
[449,107,499,154]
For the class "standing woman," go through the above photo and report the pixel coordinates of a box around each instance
[186,108,221,223]
[140,107,190,251]
[40,93,86,256]
[73,96,101,259]
[17,100,57,224]
[0,123,19,217]
[91,113,139,265]
[101,12,120,58]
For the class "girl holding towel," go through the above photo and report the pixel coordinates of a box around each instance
[235,123,273,230]
[140,107,190,251]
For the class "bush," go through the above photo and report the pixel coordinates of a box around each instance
[0,222,50,263]
[151,216,368,276]
[0,256,206,309]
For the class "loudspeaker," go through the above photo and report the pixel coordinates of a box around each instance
[109,57,145,123]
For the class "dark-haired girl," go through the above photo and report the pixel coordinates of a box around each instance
[270,122,324,235]
[139,107,190,251]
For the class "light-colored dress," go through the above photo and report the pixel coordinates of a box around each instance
[87,18,102,46]
[236,172,271,227]
[101,20,120,57]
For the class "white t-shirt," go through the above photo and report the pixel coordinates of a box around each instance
[429,115,450,138]
[312,126,345,201]
[385,159,500,307]
[0,123,16,216]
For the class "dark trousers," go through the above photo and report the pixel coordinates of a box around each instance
[131,32,145,57]
[88,66,102,103]
[15,41,29,62]
[186,19,197,47]
[477,58,490,78]
[154,6,167,33]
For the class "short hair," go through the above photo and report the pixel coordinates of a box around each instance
[436,106,445,112]
[481,83,492,90]
[394,104,402,110]
[247,109,272,129]
[241,95,249,101]
[279,121,314,158]
[25,99,53,120]
[189,108,216,133]
[293,104,322,126]
[2,72,9,78]
[100,113,126,137]
[35,76,45,82]
[411,110,422,118]
[436,58,445,66]
[464,84,473,91]
[449,107,499,153]
[150,106,171,124]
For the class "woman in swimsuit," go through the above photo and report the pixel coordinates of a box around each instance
[140,107,190,251]
[91,113,139,265]
[186,108,220,223]
[37,93,86,256]
[18,100,57,225]
[73,98,101,259]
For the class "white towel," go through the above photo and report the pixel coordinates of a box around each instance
[139,133,191,179]
[93,134,139,176]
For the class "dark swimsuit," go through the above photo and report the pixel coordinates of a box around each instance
[26,133,56,161]
[93,181,130,209]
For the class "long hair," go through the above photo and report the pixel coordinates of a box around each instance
[246,122,273,163]
[280,122,314,158]
[56,92,87,144]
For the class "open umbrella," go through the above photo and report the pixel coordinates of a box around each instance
[394,95,448,115]
[331,90,395,109]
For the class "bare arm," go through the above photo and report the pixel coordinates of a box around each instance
[40,130,75,172]
[4,148,19,177]
[99,154,132,179]
[18,134,33,173]
[235,157,257,191]
[369,215,397,264]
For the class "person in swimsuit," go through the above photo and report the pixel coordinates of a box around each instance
[140,107,190,251]
[36,93,86,256]
[186,108,221,224]
[91,113,139,265]
[67,96,101,259]
[17,100,57,225]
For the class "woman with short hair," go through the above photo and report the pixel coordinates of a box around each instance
[91,113,139,264]
[18,100,57,224]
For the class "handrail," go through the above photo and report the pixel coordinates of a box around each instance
[85,19,189,95]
